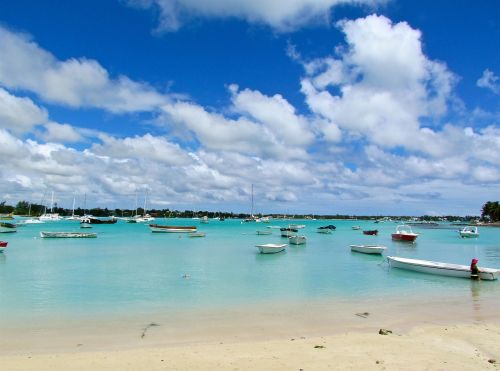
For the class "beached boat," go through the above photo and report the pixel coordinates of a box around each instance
[189,232,206,237]
[391,225,418,242]
[280,227,298,237]
[350,245,386,254]
[40,231,97,238]
[149,224,197,233]
[363,229,378,235]
[459,226,479,238]
[387,256,499,280]
[256,230,272,235]
[289,235,307,245]
[256,243,287,254]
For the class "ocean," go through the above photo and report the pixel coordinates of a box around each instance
[1,218,499,324]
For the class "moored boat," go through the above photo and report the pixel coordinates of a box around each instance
[352,226,361,230]
[391,225,418,242]
[256,243,287,254]
[363,229,378,235]
[350,245,386,254]
[256,229,272,235]
[280,227,298,237]
[189,232,206,237]
[459,226,479,238]
[387,256,499,280]
[317,228,332,234]
[0,222,17,233]
[40,231,97,238]
[149,224,197,233]
[80,217,117,225]
[289,235,307,245]
[0,241,7,247]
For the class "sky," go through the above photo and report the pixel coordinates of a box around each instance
[0,0,499,216]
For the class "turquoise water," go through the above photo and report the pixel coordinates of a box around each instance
[1,218,499,322]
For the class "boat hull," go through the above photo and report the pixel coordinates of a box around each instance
[40,232,97,238]
[256,244,287,254]
[317,229,332,234]
[289,236,307,245]
[459,232,479,238]
[387,256,499,280]
[350,245,386,254]
[0,241,7,247]
[363,230,378,235]
[149,224,197,233]
[391,233,417,242]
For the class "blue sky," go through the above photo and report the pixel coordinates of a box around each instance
[0,0,499,216]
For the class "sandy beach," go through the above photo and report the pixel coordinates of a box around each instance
[1,294,499,370]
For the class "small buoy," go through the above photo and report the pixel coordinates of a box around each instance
[182,273,190,279]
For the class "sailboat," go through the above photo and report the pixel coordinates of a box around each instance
[66,195,80,220]
[20,202,44,224]
[243,184,257,222]
[39,191,61,221]
[133,190,155,223]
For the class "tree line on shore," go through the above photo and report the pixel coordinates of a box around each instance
[0,199,492,221]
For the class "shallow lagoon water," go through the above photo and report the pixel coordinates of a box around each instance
[1,218,499,323]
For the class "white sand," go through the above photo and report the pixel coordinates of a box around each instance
[1,294,499,370]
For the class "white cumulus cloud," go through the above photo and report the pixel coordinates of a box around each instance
[126,0,384,32]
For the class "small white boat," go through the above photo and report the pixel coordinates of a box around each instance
[350,245,386,255]
[352,226,361,230]
[256,230,272,235]
[189,232,206,237]
[459,226,479,238]
[387,256,499,280]
[289,224,305,229]
[200,216,209,224]
[289,235,307,245]
[40,231,97,238]
[256,243,287,254]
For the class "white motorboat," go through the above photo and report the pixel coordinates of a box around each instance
[352,226,361,230]
[459,226,479,238]
[149,224,197,233]
[200,216,209,224]
[350,245,386,255]
[289,235,307,245]
[256,243,287,254]
[387,256,499,280]
[40,231,97,238]
[317,228,332,234]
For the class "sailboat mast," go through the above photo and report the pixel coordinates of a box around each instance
[251,184,254,217]
[143,190,148,216]
[50,191,54,213]
[71,195,76,217]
